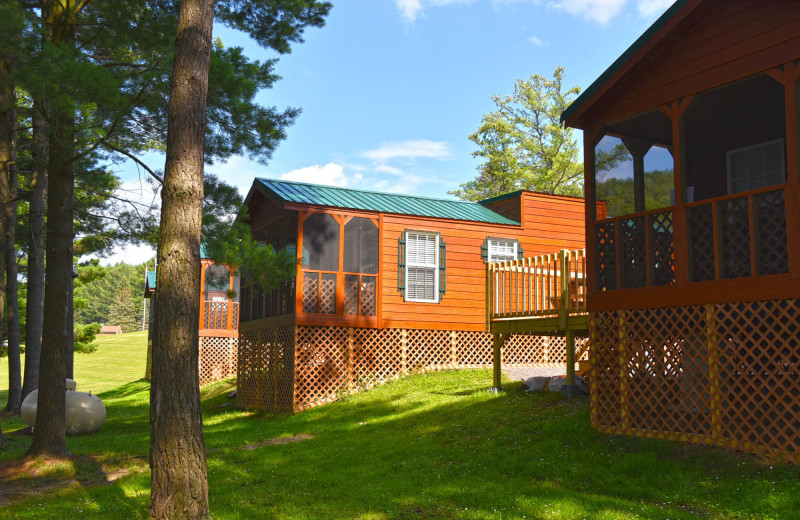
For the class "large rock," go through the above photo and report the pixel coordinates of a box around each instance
[523,376,552,392]
[547,375,588,395]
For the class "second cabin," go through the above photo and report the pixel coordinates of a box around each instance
[236,178,595,412]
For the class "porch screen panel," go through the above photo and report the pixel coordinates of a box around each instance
[594,136,635,218]
[303,213,339,271]
[204,264,230,300]
[344,218,378,274]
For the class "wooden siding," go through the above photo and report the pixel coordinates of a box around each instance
[575,0,800,128]
[381,193,587,331]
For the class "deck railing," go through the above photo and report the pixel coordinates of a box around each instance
[486,249,587,325]
[202,300,239,331]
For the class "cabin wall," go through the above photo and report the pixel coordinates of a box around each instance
[381,193,587,331]
[580,1,800,126]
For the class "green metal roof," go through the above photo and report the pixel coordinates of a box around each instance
[561,0,690,125]
[255,178,520,225]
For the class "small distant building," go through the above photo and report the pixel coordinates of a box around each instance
[99,325,122,335]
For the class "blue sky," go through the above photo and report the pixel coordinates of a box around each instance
[109,0,675,264]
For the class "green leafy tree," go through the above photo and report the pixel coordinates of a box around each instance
[452,67,583,200]
[73,323,101,354]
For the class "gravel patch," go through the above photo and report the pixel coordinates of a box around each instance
[503,366,568,382]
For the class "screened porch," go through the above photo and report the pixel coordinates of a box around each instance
[587,72,799,309]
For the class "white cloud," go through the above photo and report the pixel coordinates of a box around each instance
[636,0,673,18]
[374,164,405,175]
[550,0,673,23]
[527,35,544,46]
[549,0,625,24]
[280,162,362,187]
[95,243,156,267]
[362,140,452,162]
[393,0,475,23]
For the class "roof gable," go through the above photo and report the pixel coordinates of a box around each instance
[253,178,520,225]
[562,0,697,128]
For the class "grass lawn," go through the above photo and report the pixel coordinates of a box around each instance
[1,369,799,519]
[0,331,148,406]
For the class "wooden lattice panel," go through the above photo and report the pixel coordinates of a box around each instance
[596,222,617,290]
[361,277,376,316]
[754,190,788,276]
[320,275,337,314]
[649,211,675,286]
[236,326,295,413]
[621,216,646,289]
[288,326,586,412]
[344,275,359,315]
[688,204,715,282]
[719,196,751,279]
[199,336,238,386]
[302,275,318,314]
[590,300,800,463]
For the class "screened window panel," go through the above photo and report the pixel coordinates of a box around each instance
[344,217,378,274]
[488,239,516,263]
[727,139,786,194]
[303,213,340,271]
[204,264,230,299]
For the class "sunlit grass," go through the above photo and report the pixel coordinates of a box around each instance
[2,369,799,519]
[0,331,148,405]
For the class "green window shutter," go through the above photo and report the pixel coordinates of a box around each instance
[438,235,446,299]
[481,237,488,263]
[517,241,524,260]
[398,231,406,297]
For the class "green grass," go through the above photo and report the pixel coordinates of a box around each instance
[2,369,799,519]
[1,331,148,405]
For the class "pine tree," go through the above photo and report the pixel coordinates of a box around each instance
[107,283,138,333]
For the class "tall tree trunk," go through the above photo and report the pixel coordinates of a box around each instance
[149,0,214,518]
[0,55,11,440]
[4,103,21,413]
[27,1,77,458]
[21,104,47,402]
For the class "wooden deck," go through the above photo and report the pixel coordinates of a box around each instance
[486,249,589,390]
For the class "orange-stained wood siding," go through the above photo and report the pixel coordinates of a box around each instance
[575,1,800,128]
[381,192,587,331]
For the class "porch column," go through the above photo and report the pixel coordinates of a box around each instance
[659,97,693,287]
[621,138,652,214]
[491,332,508,392]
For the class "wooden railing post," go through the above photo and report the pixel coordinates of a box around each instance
[560,249,570,330]
[485,261,494,330]
[566,329,576,386]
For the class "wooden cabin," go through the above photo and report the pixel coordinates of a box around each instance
[237,178,592,412]
[144,253,240,385]
[561,0,800,462]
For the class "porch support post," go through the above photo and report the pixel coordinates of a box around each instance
[621,138,652,214]
[491,332,508,393]
[565,328,576,386]
[659,97,693,287]
[767,63,800,276]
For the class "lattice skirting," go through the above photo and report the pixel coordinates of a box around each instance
[199,336,239,386]
[590,299,800,463]
[237,325,586,413]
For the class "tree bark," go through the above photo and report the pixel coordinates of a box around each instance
[21,103,47,402]
[27,0,77,458]
[4,101,21,413]
[149,0,214,518]
[0,55,11,440]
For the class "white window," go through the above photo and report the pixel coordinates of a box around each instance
[405,231,438,303]
[488,238,518,263]
[727,138,786,194]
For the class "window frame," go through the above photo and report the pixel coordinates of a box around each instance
[485,237,521,263]
[726,138,786,195]
[404,230,440,303]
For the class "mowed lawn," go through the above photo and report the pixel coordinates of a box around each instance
[0,331,148,405]
[2,368,800,519]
